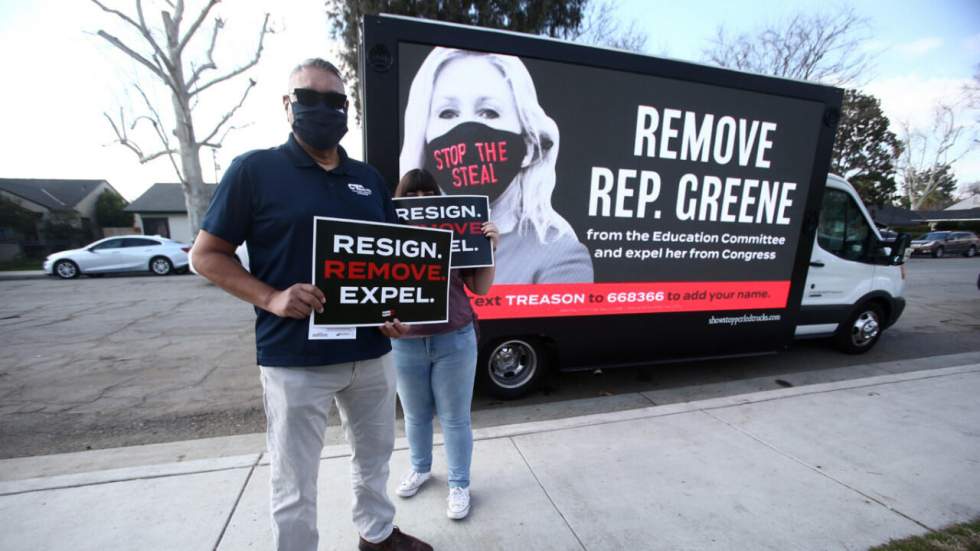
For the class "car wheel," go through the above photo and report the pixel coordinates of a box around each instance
[933,246,944,258]
[53,259,79,279]
[150,256,173,276]
[834,303,884,354]
[478,337,548,399]
[965,245,976,258]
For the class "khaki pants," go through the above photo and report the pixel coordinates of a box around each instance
[260,353,397,551]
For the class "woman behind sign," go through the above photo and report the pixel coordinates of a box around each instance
[391,169,498,520]
[400,46,593,284]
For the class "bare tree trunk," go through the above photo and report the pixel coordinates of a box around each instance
[162,11,207,239]
[178,143,208,237]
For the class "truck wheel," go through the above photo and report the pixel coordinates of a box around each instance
[478,337,547,399]
[834,303,883,354]
[964,245,976,258]
[933,246,944,258]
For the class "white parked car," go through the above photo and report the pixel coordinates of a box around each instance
[43,235,190,279]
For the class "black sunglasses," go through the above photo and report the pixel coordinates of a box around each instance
[292,88,347,110]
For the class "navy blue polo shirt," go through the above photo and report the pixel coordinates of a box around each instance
[201,134,399,367]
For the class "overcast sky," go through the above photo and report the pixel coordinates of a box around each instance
[0,0,977,201]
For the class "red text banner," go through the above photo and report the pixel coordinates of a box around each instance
[468,281,791,319]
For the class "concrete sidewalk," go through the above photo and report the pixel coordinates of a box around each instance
[1,364,978,551]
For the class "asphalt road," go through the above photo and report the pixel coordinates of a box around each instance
[0,257,977,459]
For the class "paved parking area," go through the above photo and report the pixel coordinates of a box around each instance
[0,275,258,457]
[0,257,978,458]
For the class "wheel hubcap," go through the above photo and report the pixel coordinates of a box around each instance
[851,311,880,347]
[152,259,169,274]
[56,262,75,278]
[489,341,537,389]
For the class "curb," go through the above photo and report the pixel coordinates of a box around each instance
[0,271,47,281]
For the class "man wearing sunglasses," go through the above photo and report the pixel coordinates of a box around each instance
[191,58,430,551]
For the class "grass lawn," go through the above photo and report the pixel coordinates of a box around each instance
[0,258,42,271]
[869,518,980,550]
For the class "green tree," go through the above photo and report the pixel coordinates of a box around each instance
[901,164,958,210]
[41,212,84,247]
[0,196,41,238]
[831,89,902,206]
[95,190,134,228]
[325,0,590,122]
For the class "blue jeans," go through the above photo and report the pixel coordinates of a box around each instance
[391,323,477,488]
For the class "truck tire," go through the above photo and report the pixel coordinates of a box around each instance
[478,337,547,399]
[834,303,884,354]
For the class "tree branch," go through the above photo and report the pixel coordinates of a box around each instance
[90,1,177,78]
[201,121,253,149]
[95,29,166,82]
[131,83,185,180]
[172,0,185,27]
[190,12,270,97]
[103,110,177,164]
[702,7,872,86]
[90,0,141,30]
[133,0,176,75]
[178,0,220,54]
[186,17,223,89]
[199,78,256,145]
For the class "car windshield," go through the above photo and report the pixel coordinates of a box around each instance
[916,232,948,240]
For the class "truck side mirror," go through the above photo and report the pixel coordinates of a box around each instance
[891,234,911,265]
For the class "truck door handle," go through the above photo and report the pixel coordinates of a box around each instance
[810,261,825,267]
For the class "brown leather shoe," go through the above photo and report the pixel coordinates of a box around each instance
[358,526,433,551]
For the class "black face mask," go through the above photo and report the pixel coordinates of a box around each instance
[291,102,348,150]
[423,122,526,203]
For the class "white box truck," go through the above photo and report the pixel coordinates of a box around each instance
[360,15,909,398]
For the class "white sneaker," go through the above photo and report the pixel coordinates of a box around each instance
[396,471,431,498]
[446,486,470,520]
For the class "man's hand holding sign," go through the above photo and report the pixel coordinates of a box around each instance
[309,217,454,338]
[266,284,326,318]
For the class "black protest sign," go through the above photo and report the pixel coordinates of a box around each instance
[393,195,494,268]
[311,217,453,327]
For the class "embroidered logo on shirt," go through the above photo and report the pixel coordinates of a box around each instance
[348,183,372,196]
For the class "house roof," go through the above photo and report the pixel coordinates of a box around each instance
[0,178,111,211]
[946,195,980,210]
[914,208,980,222]
[125,183,217,213]
[868,205,922,227]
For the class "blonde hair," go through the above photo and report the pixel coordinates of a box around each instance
[399,47,574,243]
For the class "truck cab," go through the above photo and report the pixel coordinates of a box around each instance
[797,174,907,352]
